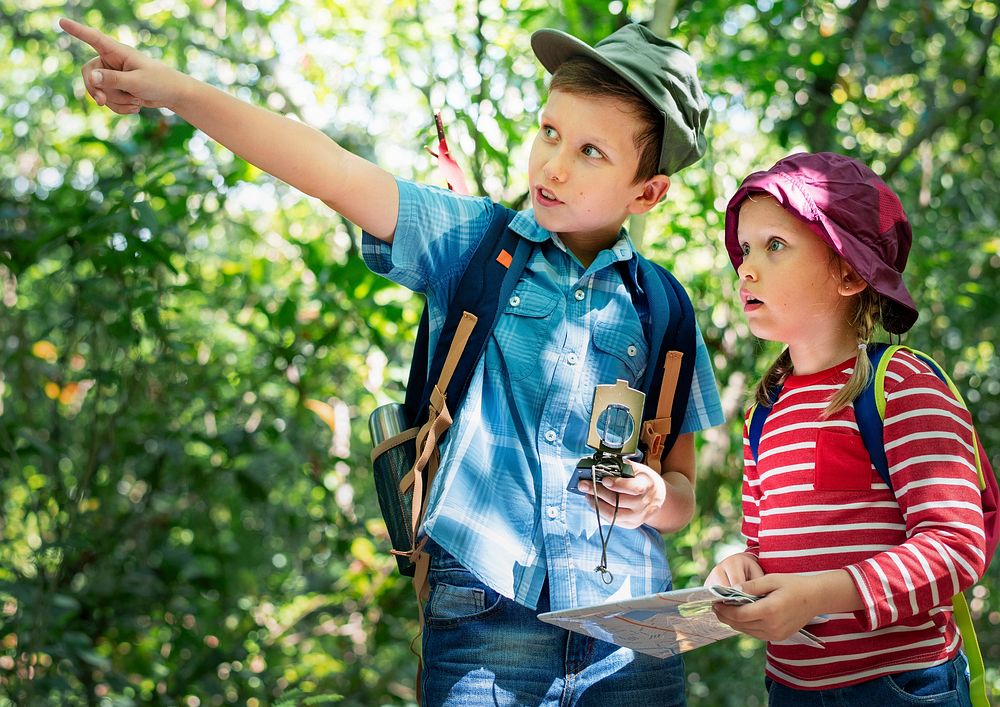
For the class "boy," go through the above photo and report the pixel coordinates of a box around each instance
[61,18,724,705]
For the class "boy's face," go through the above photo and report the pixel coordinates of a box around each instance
[528,89,665,253]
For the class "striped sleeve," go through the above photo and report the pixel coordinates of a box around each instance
[843,351,986,630]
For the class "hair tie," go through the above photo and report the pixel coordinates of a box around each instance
[858,342,868,352]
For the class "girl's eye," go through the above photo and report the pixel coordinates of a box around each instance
[740,243,751,256]
[582,145,604,159]
[767,239,785,252]
[542,126,558,139]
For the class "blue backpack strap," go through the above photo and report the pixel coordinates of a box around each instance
[403,204,527,428]
[859,345,972,489]
[747,396,775,464]
[634,257,696,465]
[855,342,892,488]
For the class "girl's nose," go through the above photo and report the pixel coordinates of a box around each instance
[737,259,757,281]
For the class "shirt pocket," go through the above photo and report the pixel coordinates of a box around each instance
[485,280,559,381]
[582,318,648,416]
[814,428,874,491]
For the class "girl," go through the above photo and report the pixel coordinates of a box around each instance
[707,152,985,706]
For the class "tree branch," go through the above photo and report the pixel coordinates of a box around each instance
[801,0,871,152]
[882,11,999,179]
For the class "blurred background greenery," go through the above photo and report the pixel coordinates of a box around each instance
[1,0,997,704]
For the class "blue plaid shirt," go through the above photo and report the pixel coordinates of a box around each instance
[363,178,725,611]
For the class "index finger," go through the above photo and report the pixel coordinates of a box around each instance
[605,466,657,494]
[59,18,123,54]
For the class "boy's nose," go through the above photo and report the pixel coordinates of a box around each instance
[543,152,568,183]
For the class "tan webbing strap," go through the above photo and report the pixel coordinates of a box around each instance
[409,537,431,705]
[371,427,419,462]
[400,311,479,548]
[437,312,478,401]
[405,312,478,706]
[408,399,453,534]
[640,351,683,474]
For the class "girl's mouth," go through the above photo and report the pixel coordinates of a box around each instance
[740,288,764,312]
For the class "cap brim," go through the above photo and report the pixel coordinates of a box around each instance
[531,29,603,76]
[531,28,658,105]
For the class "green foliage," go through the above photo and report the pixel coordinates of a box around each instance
[1,0,997,704]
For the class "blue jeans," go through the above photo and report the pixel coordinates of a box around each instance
[421,541,686,707]
[765,652,972,707]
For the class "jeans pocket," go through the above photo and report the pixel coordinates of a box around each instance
[425,545,503,628]
[883,658,962,705]
[426,579,503,628]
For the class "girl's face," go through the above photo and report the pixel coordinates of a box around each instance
[735,196,861,371]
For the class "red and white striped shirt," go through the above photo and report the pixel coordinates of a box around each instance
[742,350,986,689]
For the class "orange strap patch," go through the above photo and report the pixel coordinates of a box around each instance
[496,249,513,268]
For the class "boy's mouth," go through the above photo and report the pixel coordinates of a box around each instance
[535,186,563,206]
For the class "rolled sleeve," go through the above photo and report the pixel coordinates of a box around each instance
[360,177,495,294]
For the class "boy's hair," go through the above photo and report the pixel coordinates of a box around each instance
[549,56,662,183]
[754,285,887,417]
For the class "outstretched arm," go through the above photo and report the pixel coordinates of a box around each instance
[59,18,399,241]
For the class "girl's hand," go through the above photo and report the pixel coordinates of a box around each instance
[706,552,764,588]
[577,459,666,530]
[60,18,186,113]
[712,573,826,642]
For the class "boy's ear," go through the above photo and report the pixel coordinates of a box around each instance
[837,262,869,296]
[629,175,671,214]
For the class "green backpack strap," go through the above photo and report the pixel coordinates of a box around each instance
[872,345,989,707]
[874,345,987,489]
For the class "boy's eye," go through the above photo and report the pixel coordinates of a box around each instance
[582,145,604,159]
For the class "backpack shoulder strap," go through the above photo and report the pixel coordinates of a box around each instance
[855,342,894,488]
[403,204,528,427]
[747,399,771,464]
[888,346,989,492]
[858,343,987,491]
[635,258,696,471]
[861,344,995,707]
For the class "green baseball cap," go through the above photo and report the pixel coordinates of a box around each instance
[531,24,709,175]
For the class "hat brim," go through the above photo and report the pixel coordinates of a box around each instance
[724,178,919,335]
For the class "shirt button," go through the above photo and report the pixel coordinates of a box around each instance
[544,430,557,442]
[567,353,578,365]
[546,506,558,519]
[509,295,521,307]
[574,289,585,301]
[627,345,638,357]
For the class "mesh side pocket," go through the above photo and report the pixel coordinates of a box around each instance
[372,429,418,576]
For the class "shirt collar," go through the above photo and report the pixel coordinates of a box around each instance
[512,208,642,289]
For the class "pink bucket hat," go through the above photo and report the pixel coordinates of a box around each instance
[724,152,918,334]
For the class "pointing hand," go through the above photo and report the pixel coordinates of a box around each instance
[60,18,185,114]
